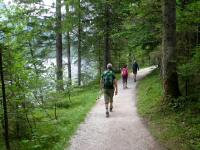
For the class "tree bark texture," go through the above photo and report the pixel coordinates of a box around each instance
[56,0,64,90]
[67,31,72,84]
[162,0,180,98]
[65,4,72,84]
[98,39,102,77]
[104,4,111,70]
[0,48,10,150]
[78,0,82,86]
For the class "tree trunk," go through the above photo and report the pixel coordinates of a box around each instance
[56,0,64,91]
[162,0,180,99]
[0,48,10,150]
[98,39,102,77]
[104,4,111,70]
[78,0,82,86]
[65,4,72,85]
[67,31,72,84]
[197,23,199,45]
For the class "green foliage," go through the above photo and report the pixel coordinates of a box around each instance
[0,1,99,149]
[124,0,162,49]
[177,1,200,32]
[0,80,98,150]
[179,46,200,77]
[178,45,200,99]
[1,0,200,149]
[137,70,200,150]
[175,0,200,100]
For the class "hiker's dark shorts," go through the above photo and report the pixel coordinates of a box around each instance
[104,89,114,104]
[122,76,128,83]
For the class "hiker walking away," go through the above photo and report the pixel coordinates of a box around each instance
[132,60,139,82]
[121,65,128,89]
[101,63,118,118]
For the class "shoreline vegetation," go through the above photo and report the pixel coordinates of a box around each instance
[0,81,99,150]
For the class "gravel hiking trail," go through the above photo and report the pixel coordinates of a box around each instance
[67,66,162,150]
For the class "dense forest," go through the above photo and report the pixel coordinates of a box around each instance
[0,0,200,149]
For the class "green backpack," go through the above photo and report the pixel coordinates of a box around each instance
[103,70,115,89]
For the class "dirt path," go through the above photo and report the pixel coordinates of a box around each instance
[67,66,162,150]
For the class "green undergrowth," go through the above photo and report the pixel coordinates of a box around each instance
[137,69,200,150]
[43,82,99,150]
[0,81,99,150]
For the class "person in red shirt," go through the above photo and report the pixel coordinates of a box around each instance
[121,65,128,89]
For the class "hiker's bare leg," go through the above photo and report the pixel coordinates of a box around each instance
[105,103,108,111]
[125,78,128,88]
[105,102,109,117]
[110,102,113,111]
[134,74,136,82]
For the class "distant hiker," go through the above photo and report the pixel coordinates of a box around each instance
[101,63,118,118]
[121,65,128,89]
[132,60,139,82]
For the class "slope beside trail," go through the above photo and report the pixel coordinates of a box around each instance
[67,66,162,150]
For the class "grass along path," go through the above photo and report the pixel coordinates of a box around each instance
[52,83,100,150]
[137,69,200,150]
[6,82,100,150]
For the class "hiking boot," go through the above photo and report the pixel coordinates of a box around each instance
[106,111,109,118]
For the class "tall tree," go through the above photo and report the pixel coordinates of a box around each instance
[56,0,64,90]
[104,2,111,69]
[77,0,82,86]
[162,0,180,99]
[0,47,10,150]
[65,3,72,84]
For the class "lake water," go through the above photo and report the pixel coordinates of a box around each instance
[43,57,97,85]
